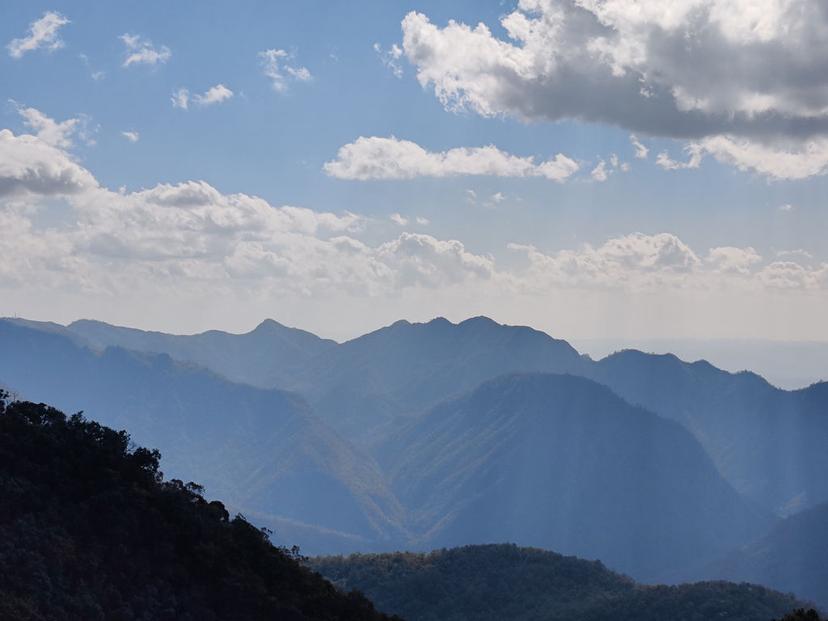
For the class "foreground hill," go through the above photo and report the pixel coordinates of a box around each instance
[376,373,771,580]
[0,320,406,553]
[313,544,804,621]
[0,393,396,621]
[707,502,828,608]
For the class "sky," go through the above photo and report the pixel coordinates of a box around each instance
[1,0,827,344]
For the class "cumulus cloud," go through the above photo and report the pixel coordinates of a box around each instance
[377,233,495,288]
[2,118,825,306]
[591,160,609,182]
[120,33,171,67]
[173,84,234,110]
[12,102,79,149]
[7,11,69,59]
[194,84,234,106]
[324,136,579,182]
[121,131,140,143]
[0,125,498,298]
[259,49,312,92]
[656,144,705,170]
[390,213,408,226]
[0,129,97,197]
[509,232,828,292]
[401,2,828,179]
[706,246,762,274]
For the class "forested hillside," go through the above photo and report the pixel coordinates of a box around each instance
[313,545,805,621]
[0,392,396,621]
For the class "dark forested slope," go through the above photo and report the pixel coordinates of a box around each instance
[0,393,396,621]
[313,544,804,621]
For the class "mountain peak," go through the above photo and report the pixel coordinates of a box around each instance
[251,318,288,332]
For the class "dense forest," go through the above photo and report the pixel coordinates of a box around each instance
[0,391,396,621]
[313,545,807,621]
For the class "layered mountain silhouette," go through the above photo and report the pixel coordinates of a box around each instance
[2,314,827,591]
[0,319,405,554]
[68,318,337,389]
[375,373,770,579]
[54,315,828,517]
[705,501,828,608]
[313,544,804,621]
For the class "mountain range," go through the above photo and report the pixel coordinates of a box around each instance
[1,314,826,600]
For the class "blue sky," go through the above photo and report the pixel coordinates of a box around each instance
[1,0,827,343]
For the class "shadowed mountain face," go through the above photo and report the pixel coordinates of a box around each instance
[0,320,406,554]
[587,352,828,514]
[312,544,804,621]
[375,373,771,580]
[705,502,828,609]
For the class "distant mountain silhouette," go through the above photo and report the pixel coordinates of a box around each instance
[60,315,828,515]
[0,319,405,554]
[375,373,771,580]
[587,350,828,513]
[67,318,337,389]
[705,501,828,608]
[0,393,396,621]
[313,544,804,621]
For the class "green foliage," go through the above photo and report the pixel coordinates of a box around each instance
[313,544,806,621]
[0,391,397,621]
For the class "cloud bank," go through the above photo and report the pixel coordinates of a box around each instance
[400,1,828,179]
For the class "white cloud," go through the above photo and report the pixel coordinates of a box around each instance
[120,33,171,67]
[591,160,609,182]
[630,135,649,159]
[656,144,705,170]
[0,127,497,298]
[259,49,312,92]
[706,246,762,274]
[698,135,828,180]
[377,233,495,288]
[390,213,408,226]
[416,216,430,226]
[12,102,79,149]
[2,121,826,325]
[0,129,97,197]
[779,203,795,212]
[401,3,828,179]
[324,136,579,182]
[374,42,404,78]
[7,11,69,59]
[193,84,234,107]
[171,88,190,110]
[121,131,140,143]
